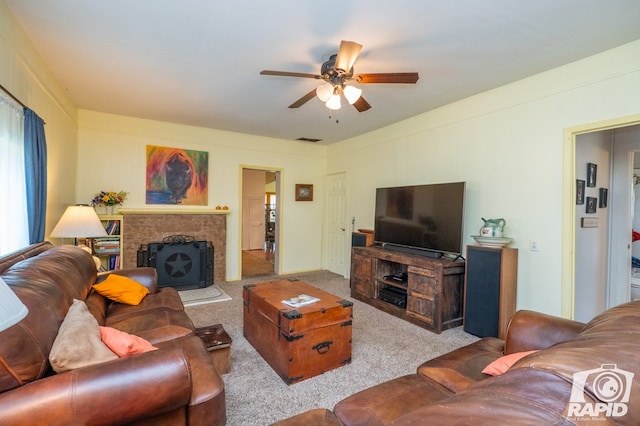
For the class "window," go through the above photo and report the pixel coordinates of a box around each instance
[0,93,29,255]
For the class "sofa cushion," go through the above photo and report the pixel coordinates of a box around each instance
[390,368,580,426]
[481,350,538,376]
[49,299,118,372]
[105,308,195,345]
[334,374,453,426]
[106,287,185,323]
[99,326,158,357]
[93,274,149,305]
[417,337,504,392]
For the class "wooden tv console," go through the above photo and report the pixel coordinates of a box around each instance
[350,246,465,334]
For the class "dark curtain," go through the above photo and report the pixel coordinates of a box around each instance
[23,108,47,243]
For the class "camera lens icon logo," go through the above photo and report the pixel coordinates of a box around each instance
[593,370,626,402]
[570,364,634,404]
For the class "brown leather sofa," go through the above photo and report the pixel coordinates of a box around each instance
[275,301,640,425]
[0,242,226,425]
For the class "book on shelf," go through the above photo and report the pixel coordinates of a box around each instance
[281,294,320,308]
[103,220,120,235]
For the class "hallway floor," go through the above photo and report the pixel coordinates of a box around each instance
[242,249,275,278]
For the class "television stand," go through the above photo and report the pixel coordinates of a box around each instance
[350,246,465,334]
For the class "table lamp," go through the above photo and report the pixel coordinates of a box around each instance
[0,277,28,331]
[50,204,108,245]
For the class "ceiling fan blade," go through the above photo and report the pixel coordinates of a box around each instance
[288,89,318,109]
[354,73,419,84]
[352,96,371,112]
[260,70,321,79]
[334,41,362,72]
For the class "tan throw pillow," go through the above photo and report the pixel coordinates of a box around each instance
[49,299,118,373]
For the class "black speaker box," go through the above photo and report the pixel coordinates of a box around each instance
[464,247,501,337]
[352,232,367,247]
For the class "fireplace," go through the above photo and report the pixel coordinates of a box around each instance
[120,209,227,284]
[137,236,213,290]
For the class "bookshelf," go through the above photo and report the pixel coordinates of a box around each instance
[89,214,124,271]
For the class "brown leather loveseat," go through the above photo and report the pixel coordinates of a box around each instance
[276,300,640,425]
[0,242,225,425]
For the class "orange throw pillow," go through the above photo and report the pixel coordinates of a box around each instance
[99,326,158,357]
[92,274,149,305]
[482,350,539,376]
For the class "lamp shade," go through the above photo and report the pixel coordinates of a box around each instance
[325,93,341,110]
[343,85,362,104]
[316,83,334,102]
[50,205,108,239]
[0,277,28,331]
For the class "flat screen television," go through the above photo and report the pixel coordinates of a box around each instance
[374,182,466,257]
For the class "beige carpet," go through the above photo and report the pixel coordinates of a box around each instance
[185,271,478,425]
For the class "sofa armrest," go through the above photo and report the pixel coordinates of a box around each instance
[504,310,585,354]
[97,267,158,293]
[0,348,191,425]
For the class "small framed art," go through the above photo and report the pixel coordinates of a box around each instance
[599,188,608,208]
[295,184,313,201]
[587,163,597,187]
[586,196,597,214]
[576,179,585,205]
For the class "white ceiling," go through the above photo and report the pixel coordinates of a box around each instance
[5,0,640,144]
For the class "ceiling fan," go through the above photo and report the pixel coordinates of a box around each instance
[260,40,419,112]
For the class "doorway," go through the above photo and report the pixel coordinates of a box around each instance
[241,167,281,278]
[563,114,640,320]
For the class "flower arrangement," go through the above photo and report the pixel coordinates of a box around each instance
[91,190,128,207]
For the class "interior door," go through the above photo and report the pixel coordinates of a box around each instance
[249,195,265,250]
[326,172,348,277]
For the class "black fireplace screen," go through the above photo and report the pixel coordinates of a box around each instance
[137,236,213,290]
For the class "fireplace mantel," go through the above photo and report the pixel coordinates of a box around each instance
[119,208,230,215]
[120,209,227,283]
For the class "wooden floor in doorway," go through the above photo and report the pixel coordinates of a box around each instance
[242,249,275,278]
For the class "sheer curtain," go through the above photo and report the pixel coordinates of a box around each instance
[0,93,29,255]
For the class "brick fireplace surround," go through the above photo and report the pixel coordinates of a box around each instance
[119,209,227,284]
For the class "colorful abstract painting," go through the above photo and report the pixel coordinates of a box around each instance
[146,145,208,205]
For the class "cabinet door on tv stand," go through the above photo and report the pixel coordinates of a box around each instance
[406,266,437,323]
[350,250,374,299]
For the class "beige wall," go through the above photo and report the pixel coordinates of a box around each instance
[76,110,327,280]
[327,39,640,317]
[0,1,78,237]
[5,0,640,313]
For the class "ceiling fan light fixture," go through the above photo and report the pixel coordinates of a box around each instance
[343,85,362,104]
[326,93,341,110]
[316,83,333,102]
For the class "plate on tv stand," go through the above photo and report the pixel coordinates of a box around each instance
[471,236,513,248]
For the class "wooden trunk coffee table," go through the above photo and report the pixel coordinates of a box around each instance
[243,279,353,384]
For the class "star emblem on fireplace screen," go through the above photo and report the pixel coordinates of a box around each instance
[164,252,193,277]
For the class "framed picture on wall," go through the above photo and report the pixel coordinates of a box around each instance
[586,196,597,213]
[295,184,313,201]
[587,163,597,187]
[576,179,585,205]
[599,188,608,208]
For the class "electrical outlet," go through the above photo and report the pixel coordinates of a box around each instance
[530,240,539,252]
